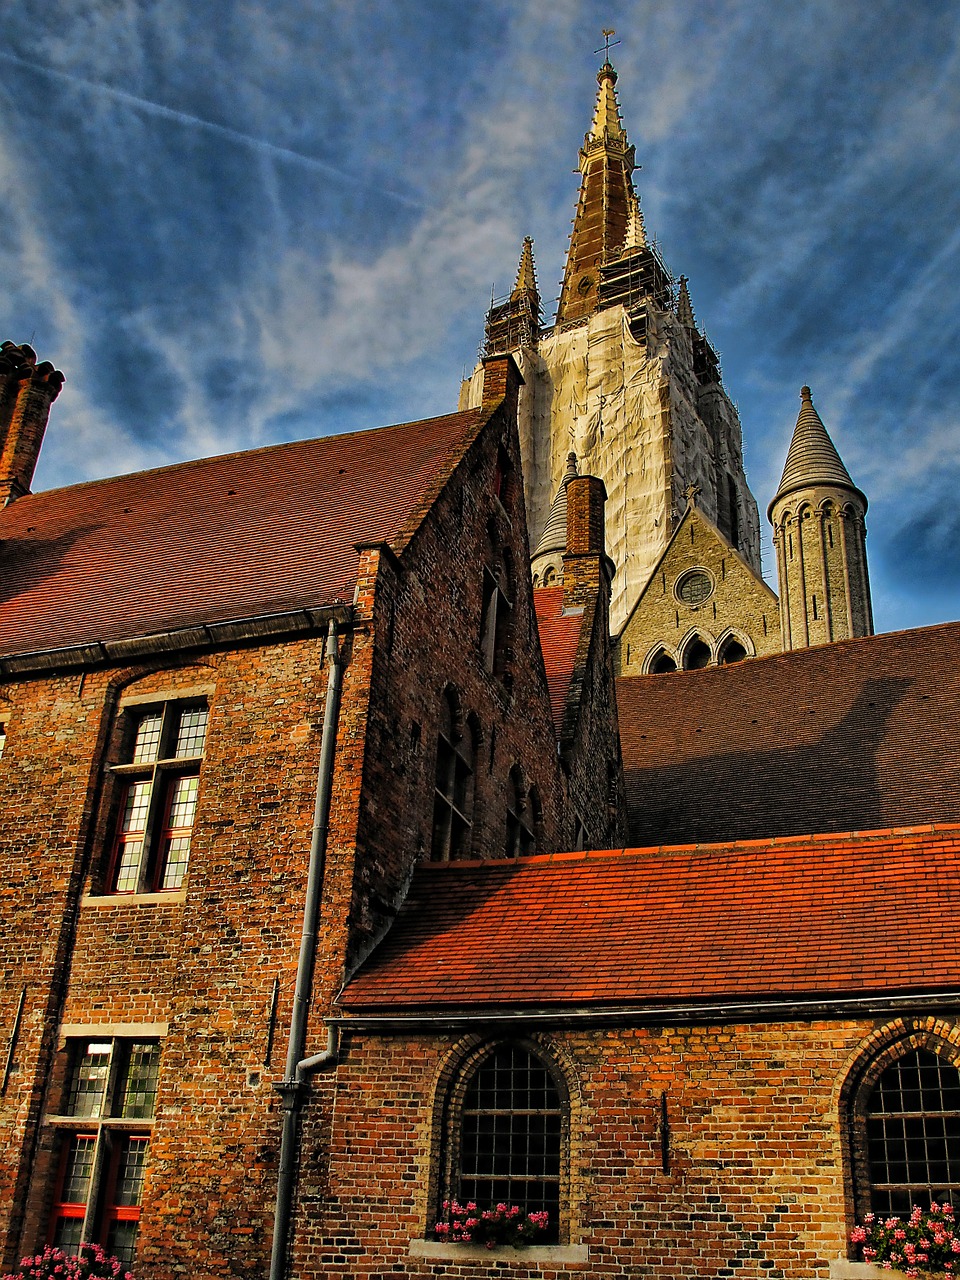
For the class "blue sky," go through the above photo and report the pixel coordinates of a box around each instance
[2,0,958,634]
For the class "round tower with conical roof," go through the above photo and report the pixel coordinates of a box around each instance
[769,386,873,650]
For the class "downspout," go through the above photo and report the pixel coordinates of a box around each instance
[270,622,344,1280]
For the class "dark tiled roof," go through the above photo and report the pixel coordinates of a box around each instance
[0,409,484,656]
[533,586,584,732]
[617,623,960,848]
[341,825,960,1010]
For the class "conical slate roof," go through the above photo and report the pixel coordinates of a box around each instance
[532,453,579,561]
[770,386,865,512]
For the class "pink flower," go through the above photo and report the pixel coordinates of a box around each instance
[851,1226,867,1243]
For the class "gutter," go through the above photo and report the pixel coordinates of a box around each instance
[269,622,344,1280]
[0,604,351,677]
[328,988,960,1032]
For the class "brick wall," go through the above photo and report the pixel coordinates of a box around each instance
[290,1014,900,1278]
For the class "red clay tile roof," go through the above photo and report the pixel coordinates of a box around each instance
[533,586,584,732]
[617,622,960,847]
[341,825,960,1010]
[0,409,484,656]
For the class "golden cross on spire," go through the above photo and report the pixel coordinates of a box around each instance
[594,28,621,64]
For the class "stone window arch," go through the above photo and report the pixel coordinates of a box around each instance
[717,630,753,666]
[681,634,713,670]
[644,646,678,675]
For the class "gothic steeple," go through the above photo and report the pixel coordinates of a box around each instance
[556,61,638,326]
[512,236,539,301]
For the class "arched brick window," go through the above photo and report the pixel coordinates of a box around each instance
[440,1043,564,1242]
[861,1048,960,1214]
[480,529,514,678]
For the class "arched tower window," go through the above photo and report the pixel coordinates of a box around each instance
[863,1048,960,1214]
[431,691,476,861]
[442,1043,563,1240]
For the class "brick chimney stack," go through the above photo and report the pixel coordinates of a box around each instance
[0,342,65,505]
[480,353,524,416]
[562,475,614,608]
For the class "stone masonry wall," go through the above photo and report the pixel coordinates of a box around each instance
[615,506,780,676]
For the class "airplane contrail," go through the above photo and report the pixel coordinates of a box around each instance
[0,49,424,209]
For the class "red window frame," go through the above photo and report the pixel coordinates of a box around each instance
[152,773,199,891]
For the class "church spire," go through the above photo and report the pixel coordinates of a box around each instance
[556,61,638,326]
[511,236,539,302]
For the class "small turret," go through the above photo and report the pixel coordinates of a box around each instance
[769,386,873,650]
[676,276,696,329]
[531,453,579,588]
[484,237,542,355]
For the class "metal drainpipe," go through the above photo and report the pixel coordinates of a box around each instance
[270,622,344,1280]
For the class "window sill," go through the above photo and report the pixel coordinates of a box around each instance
[829,1264,906,1279]
[409,1240,588,1264]
[82,890,187,908]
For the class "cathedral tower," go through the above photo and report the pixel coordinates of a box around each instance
[460,59,764,634]
[769,386,873,650]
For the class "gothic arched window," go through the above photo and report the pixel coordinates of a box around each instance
[431,692,476,861]
[650,648,677,674]
[683,636,712,670]
[441,1043,563,1241]
[718,638,747,665]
